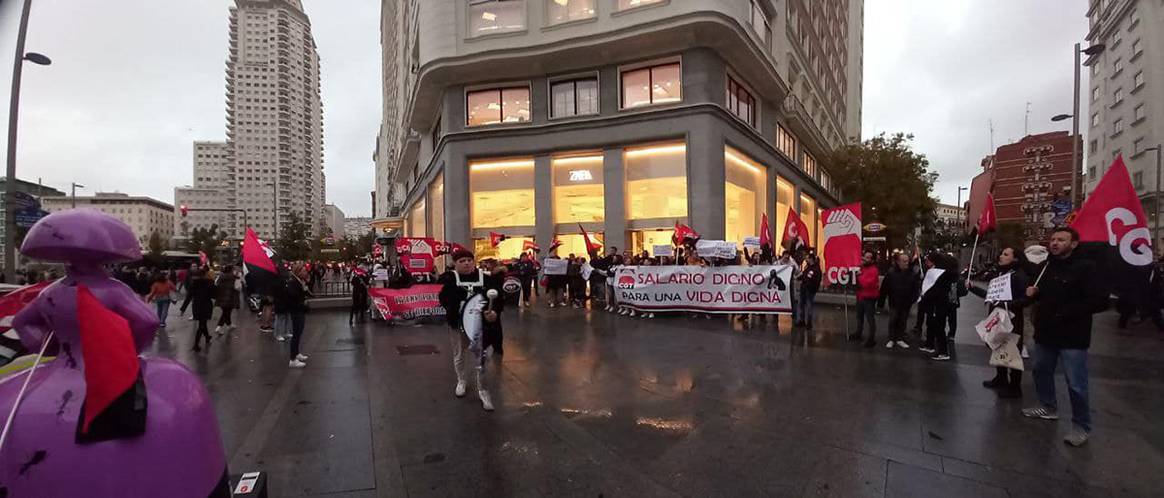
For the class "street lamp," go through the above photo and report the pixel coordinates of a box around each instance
[1055,42,1106,212]
[70,183,85,208]
[1148,145,1163,249]
[4,0,50,282]
[956,186,968,228]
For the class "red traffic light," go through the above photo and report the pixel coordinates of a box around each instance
[180,205,189,217]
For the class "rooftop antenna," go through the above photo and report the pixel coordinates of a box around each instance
[988,119,995,152]
[1024,102,1031,136]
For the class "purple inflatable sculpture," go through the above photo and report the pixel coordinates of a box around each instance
[0,210,229,497]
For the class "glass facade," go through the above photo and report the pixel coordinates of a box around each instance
[621,62,681,109]
[552,153,604,223]
[547,0,596,25]
[799,193,816,247]
[409,199,427,238]
[775,176,794,248]
[470,158,536,229]
[554,233,602,259]
[551,77,599,118]
[467,87,531,126]
[474,236,533,261]
[468,0,526,37]
[724,147,766,246]
[625,142,687,221]
[429,173,445,274]
[630,229,675,257]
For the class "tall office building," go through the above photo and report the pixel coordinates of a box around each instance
[1083,0,1163,243]
[374,0,863,258]
[176,0,325,243]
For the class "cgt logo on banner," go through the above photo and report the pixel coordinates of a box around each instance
[821,202,862,285]
[612,265,793,314]
[369,285,446,320]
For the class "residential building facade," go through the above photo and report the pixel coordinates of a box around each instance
[376,0,863,258]
[41,193,175,250]
[322,204,345,239]
[933,203,965,227]
[178,0,326,243]
[1083,0,1163,241]
[345,217,373,238]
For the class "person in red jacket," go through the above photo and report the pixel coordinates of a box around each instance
[849,251,881,347]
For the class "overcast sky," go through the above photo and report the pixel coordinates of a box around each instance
[1,0,1088,217]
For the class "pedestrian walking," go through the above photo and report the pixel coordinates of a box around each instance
[214,266,241,335]
[1022,227,1107,447]
[850,251,880,347]
[878,252,919,349]
[438,249,503,411]
[797,254,822,329]
[186,269,216,352]
[919,253,957,361]
[271,268,292,342]
[350,268,369,325]
[286,263,312,368]
[147,273,177,329]
[968,246,1030,398]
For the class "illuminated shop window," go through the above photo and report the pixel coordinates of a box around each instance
[775,176,794,247]
[553,153,604,224]
[724,146,767,246]
[625,142,687,220]
[470,158,536,228]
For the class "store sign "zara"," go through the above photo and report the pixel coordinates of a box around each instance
[569,170,593,181]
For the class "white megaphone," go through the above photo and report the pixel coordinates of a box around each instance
[486,289,499,311]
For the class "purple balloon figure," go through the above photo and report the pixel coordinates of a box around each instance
[0,210,230,497]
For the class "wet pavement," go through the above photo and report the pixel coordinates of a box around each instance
[146,296,1164,497]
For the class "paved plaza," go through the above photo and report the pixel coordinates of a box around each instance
[146,296,1164,497]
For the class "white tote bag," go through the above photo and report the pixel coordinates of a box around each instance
[989,333,1024,371]
[974,307,1014,350]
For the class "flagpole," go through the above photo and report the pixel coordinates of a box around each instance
[966,232,980,277]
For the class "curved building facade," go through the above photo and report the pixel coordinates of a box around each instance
[375,0,863,259]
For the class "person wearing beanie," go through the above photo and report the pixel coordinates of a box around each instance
[438,248,504,411]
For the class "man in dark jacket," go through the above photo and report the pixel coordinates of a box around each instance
[286,264,312,368]
[1022,227,1107,447]
[879,252,919,349]
[438,249,503,411]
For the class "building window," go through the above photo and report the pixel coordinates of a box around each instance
[1113,87,1123,105]
[1112,57,1123,75]
[408,199,427,238]
[620,62,681,109]
[803,151,818,179]
[616,0,664,11]
[469,157,536,228]
[546,0,595,25]
[1090,112,1099,128]
[1133,71,1144,89]
[1089,139,1098,154]
[1133,137,1145,156]
[748,0,771,45]
[1091,64,1099,77]
[550,77,599,118]
[429,172,445,241]
[467,0,526,37]
[724,147,767,246]
[1113,118,1123,136]
[776,125,798,162]
[799,194,817,245]
[1091,87,1099,103]
[775,176,794,246]
[1134,104,1146,122]
[1131,39,1142,58]
[552,153,604,224]
[624,142,687,220]
[726,76,757,127]
[466,86,530,126]
[1088,165,1097,180]
[1133,171,1143,189]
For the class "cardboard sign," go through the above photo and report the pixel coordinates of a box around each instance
[652,244,674,257]
[613,265,793,314]
[743,236,761,248]
[695,240,738,259]
[986,273,1013,302]
[234,472,261,494]
[543,258,568,275]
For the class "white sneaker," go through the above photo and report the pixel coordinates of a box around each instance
[296,353,309,361]
[186,315,194,321]
[215,326,222,336]
[647,313,655,319]
[479,390,495,411]
[919,347,935,354]
[629,310,638,317]
[885,340,895,349]
[288,359,307,368]
[548,303,556,308]
[276,335,286,342]
[455,380,467,398]
[895,341,910,349]
[1021,346,1030,359]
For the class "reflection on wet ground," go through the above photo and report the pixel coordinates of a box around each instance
[152,296,1164,497]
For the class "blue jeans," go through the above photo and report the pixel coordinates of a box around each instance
[798,289,817,327]
[1033,345,1090,432]
[155,300,171,325]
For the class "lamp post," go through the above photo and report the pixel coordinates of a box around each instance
[1148,145,1163,249]
[1052,43,1106,211]
[4,0,50,282]
[70,182,84,208]
[956,186,968,228]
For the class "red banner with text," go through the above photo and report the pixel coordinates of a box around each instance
[820,202,863,285]
[369,285,446,320]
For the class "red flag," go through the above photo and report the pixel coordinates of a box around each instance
[0,281,50,335]
[672,222,700,246]
[1071,155,1153,265]
[77,284,140,434]
[977,193,997,234]
[198,251,208,266]
[759,213,772,249]
[243,228,277,274]
[549,237,563,252]
[781,206,810,249]
[522,240,541,253]
[489,232,508,248]
[579,223,602,256]
[820,203,862,284]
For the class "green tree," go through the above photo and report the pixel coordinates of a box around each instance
[187,224,228,258]
[824,133,940,248]
[276,212,311,261]
[145,230,166,265]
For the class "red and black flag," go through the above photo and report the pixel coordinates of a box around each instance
[1069,155,1153,303]
[522,240,541,253]
[243,227,280,293]
[977,193,997,235]
[672,222,700,246]
[781,207,810,250]
[579,223,602,258]
[76,284,147,443]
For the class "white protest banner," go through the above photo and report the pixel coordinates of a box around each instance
[613,265,793,314]
[919,268,945,301]
[581,263,593,280]
[985,273,1013,302]
[695,240,738,259]
[652,244,673,257]
[543,258,568,275]
[743,236,761,248]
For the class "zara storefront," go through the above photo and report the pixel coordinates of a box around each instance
[399,48,840,261]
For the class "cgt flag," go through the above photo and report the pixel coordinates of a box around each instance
[1071,155,1153,266]
[672,222,701,246]
[820,203,862,285]
[489,232,508,248]
[977,193,997,234]
[781,206,810,250]
[759,213,772,250]
[523,240,541,253]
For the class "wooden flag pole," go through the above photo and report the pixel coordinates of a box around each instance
[966,232,981,277]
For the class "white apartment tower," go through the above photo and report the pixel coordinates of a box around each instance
[178,0,325,242]
[1083,0,1163,238]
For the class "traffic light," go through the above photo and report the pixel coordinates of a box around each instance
[180,205,188,217]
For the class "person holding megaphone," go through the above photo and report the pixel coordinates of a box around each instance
[438,249,505,412]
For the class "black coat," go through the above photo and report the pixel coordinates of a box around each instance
[438,269,504,330]
[284,276,311,315]
[919,268,956,313]
[969,263,1030,338]
[879,266,920,309]
[1031,252,1107,349]
[800,263,823,294]
[214,273,239,310]
[186,277,216,321]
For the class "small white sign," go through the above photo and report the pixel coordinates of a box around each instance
[234,472,261,494]
[696,240,738,259]
[568,170,593,182]
[919,268,945,301]
[543,258,568,275]
[581,263,593,280]
[652,244,673,257]
[743,236,761,248]
[986,273,1013,302]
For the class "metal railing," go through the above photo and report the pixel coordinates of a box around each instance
[312,279,351,297]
